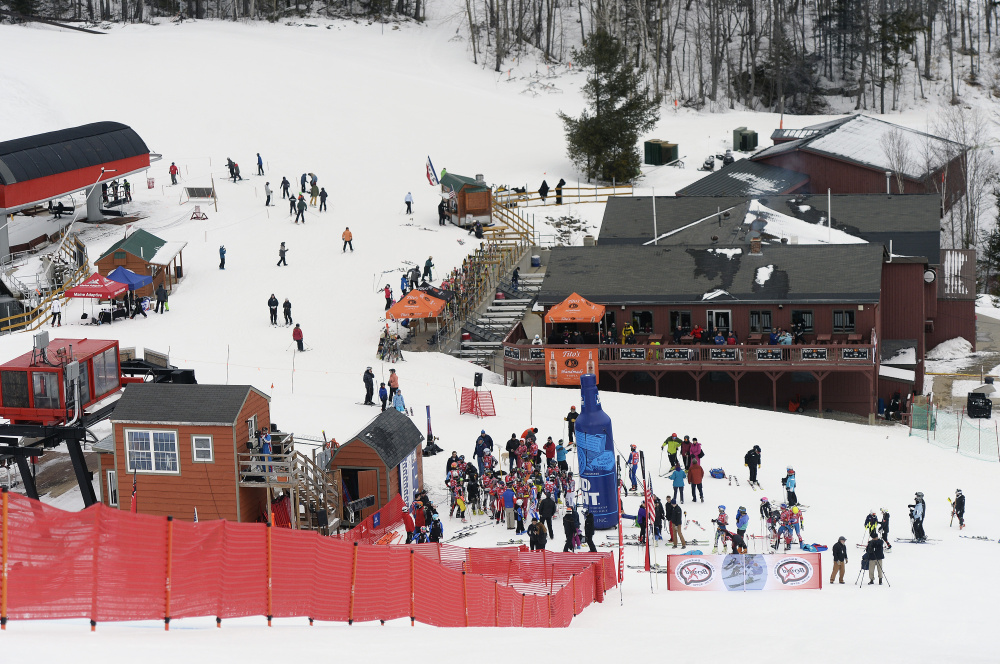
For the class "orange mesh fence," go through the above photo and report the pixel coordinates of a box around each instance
[335,494,404,545]
[0,491,615,629]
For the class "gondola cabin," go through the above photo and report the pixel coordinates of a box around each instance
[0,335,123,425]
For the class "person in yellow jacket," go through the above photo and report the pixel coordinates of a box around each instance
[342,227,354,252]
[662,433,682,469]
[621,323,635,344]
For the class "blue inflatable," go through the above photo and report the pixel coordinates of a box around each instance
[574,374,619,529]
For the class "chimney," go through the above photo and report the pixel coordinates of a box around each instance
[750,236,762,255]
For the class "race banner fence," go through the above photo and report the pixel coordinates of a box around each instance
[665,552,822,591]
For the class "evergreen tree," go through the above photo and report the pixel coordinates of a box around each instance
[559,30,661,183]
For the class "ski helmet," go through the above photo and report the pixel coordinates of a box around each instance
[915,491,924,498]
[718,505,726,511]
[433,513,440,520]
[792,507,799,514]
[787,467,795,474]
[451,462,457,468]
[570,406,576,410]
[761,497,768,502]
[631,444,637,450]
[956,489,962,495]
[420,526,428,533]
[780,503,788,509]
[737,506,746,513]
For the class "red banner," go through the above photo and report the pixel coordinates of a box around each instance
[545,348,599,386]
[665,552,822,591]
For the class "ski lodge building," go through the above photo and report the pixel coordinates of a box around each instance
[502,193,975,417]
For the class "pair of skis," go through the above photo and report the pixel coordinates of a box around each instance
[728,475,740,486]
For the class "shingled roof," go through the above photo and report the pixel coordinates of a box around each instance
[97,228,167,263]
[675,159,809,197]
[537,244,886,306]
[111,383,268,425]
[334,408,424,469]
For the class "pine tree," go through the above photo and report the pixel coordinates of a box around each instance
[559,30,661,184]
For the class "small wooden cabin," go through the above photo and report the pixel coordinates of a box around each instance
[440,172,492,227]
[0,337,122,425]
[94,228,186,299]
[329,409,424,521]
[96,383,271,522]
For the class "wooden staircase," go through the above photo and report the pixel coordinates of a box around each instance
[238,449,342,534]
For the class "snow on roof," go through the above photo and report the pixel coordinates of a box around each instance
[754,264,774,286]
[702,289,731,300]
[724,169,782,195]
[708,248,742,259]
[147,240,188,266]
[882,347,916,365]
[743,200,867,246]
[805,115,960,177]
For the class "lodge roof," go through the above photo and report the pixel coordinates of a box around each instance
[97,228,166,263]
[110,383,268,426]
[536,244,886,305]
[440,172,488,193]
[675,159,809,197]
[334,408,424,469]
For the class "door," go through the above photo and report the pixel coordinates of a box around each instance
[706,310,731,336]
[357,469,379,520]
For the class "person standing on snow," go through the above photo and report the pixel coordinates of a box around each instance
[292,323,304,351]
[865,532,885,584]
[378,382,388,411]
[280,177,290,199]
[423,256,434,281]
[627,444,640,491]
[428,513,443,543]
[830,536,848,584]
[288,192,297,215]
[232,162,242,182]
[879,508,892,550]
[564,405,578,443]
[387,368,399,399]
[267,294,279,325]
[864,510,879,539]
[277,242,288,267]
[256,153,264,176]
[538,179,549,203]
[562,510,577,552]
[169,162,179,185]
[404,192,413,215]
[584,509,597,552]
[392,389,407,414]
[437,199,447,225]
[282,298,292,325]
[711,506,729,554]
[662,432,682,469]
[668,464,686,504]
[555,178,566,205]
[668,499,686,548]
[400,274,409,295]
[342,227,353,252]
[784,467,798,506]
[50,297,62,326]
[908,492,927,541]
[309,182,320,207]
[735,506,749,544]
[953,489,965,529]
[474,430,493,475]
[319,187,328,212]
[219,245,226,270]
[687,459,704,502]
[295,195,307,224]
[264,182,272,207]
[154,284,168,314]
[555,440,568,472]
[362,367,375,405]
[383,284,393,311]
[300,173,308,192]
[744,445,761,486]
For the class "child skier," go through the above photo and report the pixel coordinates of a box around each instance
[628,444,640,491]
[711,505,729,554]
[783,467,798,506]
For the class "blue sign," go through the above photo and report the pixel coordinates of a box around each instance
[373,512,381,528]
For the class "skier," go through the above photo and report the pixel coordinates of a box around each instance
[474,430,493,474]
[378,382,388,411]
[384,284,393,311]
[784,467,798,506]
[49,297,62,326]
[879,508,892,550]
[865,533,885,584]
[294,195,306,223]
[564,405,578,443]
[669,498,686,548]
[219,245,226,270]
[564,472,576,509]
[292,324,304,351]
[169,162,179,185]
[503,484,516,529]
[362,367,375,405]
[387,368,399,399]
[288,192,297,215]
[584,509,597,552]
[280,176,290,199]
[342,227,353,252]
[282,298,292,325]
[277,242,288,267]
[232,162,242,182]
[688,458,704,502]
[402,508,415,544]
[744,445,761,486]
[300,173,307,192]
[864,510,879,539]
[628,444,640,491]
[555,440,567,471]
[711,506,729,554]
[668,464,686,504]
[423,256,434,281]
[404,191,413,215]
[319,187,328,212]
[154,284,168,314]
[256,152,264,176]
[393,388,407,414]
[428,513,443,543]
[653,496,664,540]
[735,506,749,544]
[267,294,279,325]
[264,182,272,207]
[830,536,848,584]
[908,491,927,541]
[662,433,682,469]
[788,506,804,546]
[953,489,965,529]
[538,179,549,202]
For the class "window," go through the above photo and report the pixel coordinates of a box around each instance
[65,363,90,407]
[192,435,214,463]
[1,371,29,408]
[32,372,60,409]
[246,415,258,443]
[833,309,856,333]
[126,429,178,473]
[791,310,814,333]
[669,310,692,332]
[92,347,120,397]
[750,310,773,333]
[106,470,119,507]
[631,311,653,334]
[706,310,731,334]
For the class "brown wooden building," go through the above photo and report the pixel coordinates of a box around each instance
[94,228,186,299]
[328,408,424,522]
[96,383,272,522]
[440,172,491,227]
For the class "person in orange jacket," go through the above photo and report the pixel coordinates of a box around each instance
[388,367,399,399]
[342,227,353,252]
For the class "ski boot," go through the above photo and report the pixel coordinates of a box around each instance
[711,547,718,554]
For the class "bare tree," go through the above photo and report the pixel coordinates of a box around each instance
[880,127,912,193]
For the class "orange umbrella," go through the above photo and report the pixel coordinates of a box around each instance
[544,292,605,323]
[386,291,446,320]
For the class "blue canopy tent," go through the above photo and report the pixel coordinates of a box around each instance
[107,265,153,291]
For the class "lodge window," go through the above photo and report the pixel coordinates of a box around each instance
[192,435,214,463]
[106,470,119,507]
[1,371,29,408]
[247,415,258,443]
[750,310,772,333]
[92,347,120,397]
[833,309,856,333]
[126,429,179,474]
[32,373,60,410]
[631,311,653,334]
[669,310,691,332]
[791,310,814,334]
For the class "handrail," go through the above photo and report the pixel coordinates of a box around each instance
[0,238,89,334]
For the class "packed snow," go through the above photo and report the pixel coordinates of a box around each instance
[708,247,742,259]
[754,264,774,285]
[882,348,917,365]
[744,199,867,245]
[926,337,975,360]
[0,8,997,663]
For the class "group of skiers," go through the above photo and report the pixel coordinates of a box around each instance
[363,366,406,413]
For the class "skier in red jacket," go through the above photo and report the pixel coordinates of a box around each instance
[292,323,304,351]
[168,162,179,185]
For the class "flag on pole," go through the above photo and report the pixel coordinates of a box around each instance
[130,472,137,513]
[426,156,439,186]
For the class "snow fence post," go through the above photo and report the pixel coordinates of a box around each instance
[572,574,577,616]
[462,569,469,627]
[266,521,273,627]
[409,549,415,626]
[348,541,359,624]
[90,504,101,632]
[1,488,7,631]
[494,581,499,627]
[165,516,173,631]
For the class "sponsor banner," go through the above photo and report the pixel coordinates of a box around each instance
[666,552,821,591]
[546,348,599,386]
[399,448,419,504]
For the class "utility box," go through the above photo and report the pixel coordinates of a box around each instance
[660,143,679,164]
[644,140,664,166]
[967,392,992,419]
[733,127,747,151]
[739,129,759,151]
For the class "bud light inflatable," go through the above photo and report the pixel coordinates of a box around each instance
[574,373,618,529]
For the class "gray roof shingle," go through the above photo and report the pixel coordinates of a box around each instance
[537,244,886,305]
[675,159,809,197]
[110,383,267,425]
[335,408,424,469]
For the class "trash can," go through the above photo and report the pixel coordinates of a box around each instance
[583,235,596,246]
[531,255,541,267]
[461,332,472,342]
[175,265,183,279]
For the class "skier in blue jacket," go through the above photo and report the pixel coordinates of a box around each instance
[628,444,640,491]
[556,440,568,471]
[392,388,407,414]
[668,465,687,504]
[378,383,388,411]
[784,467,798,506]
[400,274,409,294]
[735,506,749,542]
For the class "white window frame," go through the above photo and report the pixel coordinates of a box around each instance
[192,435,214,463]
[246,415,258,443]
[125,428,180,474]
[106,470,119,507]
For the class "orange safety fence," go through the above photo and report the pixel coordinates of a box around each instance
[334,494,404,545]
[0,490,615,629]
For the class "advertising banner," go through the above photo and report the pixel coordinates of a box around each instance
[546,348,599,386]
[399,448,419,504]
[665,552,822,591]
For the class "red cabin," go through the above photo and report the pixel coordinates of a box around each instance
[0,337,122,425]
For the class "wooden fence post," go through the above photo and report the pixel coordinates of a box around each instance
[90,505,101,631]
[494,581,499,627]
[520,593,525,627]
[1,489,7,631]
[409,549,415,626]
[265,522,273,627]
[348,541,359,625]
[572,574,577,616]
[547,593,551,628]
[462,570,469,627]
[164,516,173,631]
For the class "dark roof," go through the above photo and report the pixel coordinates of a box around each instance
[97,228,166,263]
[537,244,886,305]
[334,408,424,469]
[440,172,488,193]
[110,383,267,425]
[597,194,941,263]
[0,122,149,186]
[880,339,918,365]
[675,160,809,197]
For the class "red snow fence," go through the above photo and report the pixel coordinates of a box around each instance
[0,490,614,629]
[334,494,405,545]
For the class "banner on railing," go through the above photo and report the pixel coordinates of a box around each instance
[399,449,418,504]
[546,348,599,386]
[665,552,822,591]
